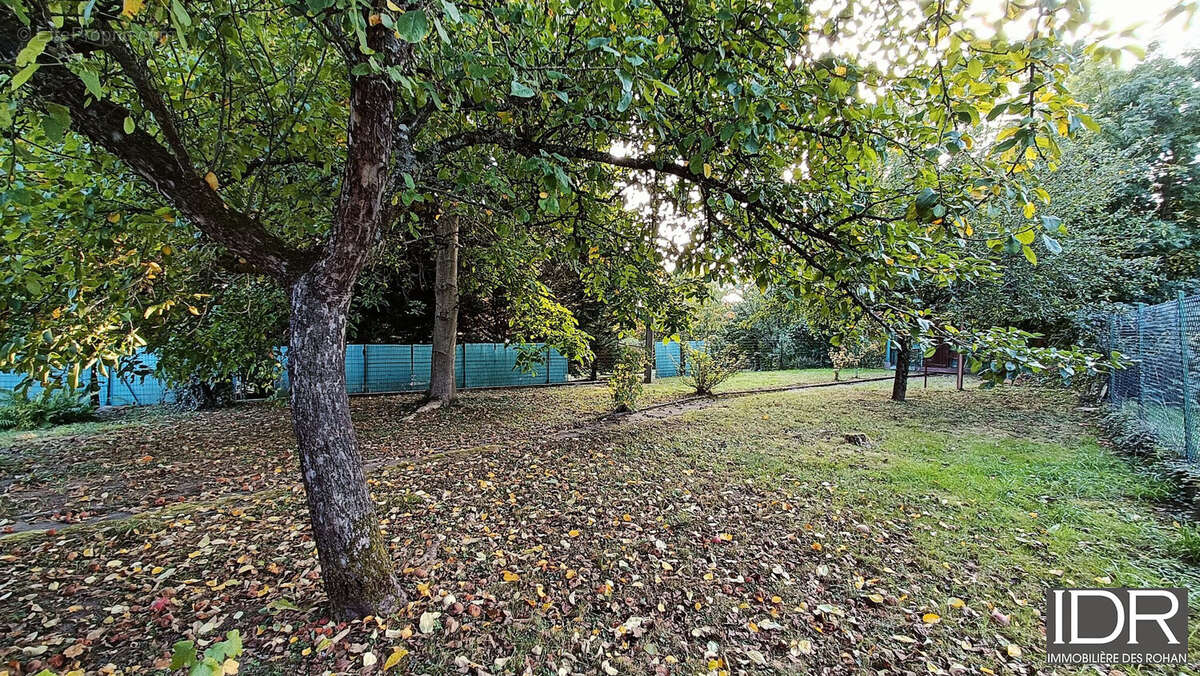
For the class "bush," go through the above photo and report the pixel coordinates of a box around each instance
[609,347,646,412]
[828,334,880,381]
[681,343,742,395]
[0,389,96,430]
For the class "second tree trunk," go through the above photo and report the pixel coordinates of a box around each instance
[429,214,460,404]
[891,337,911,402]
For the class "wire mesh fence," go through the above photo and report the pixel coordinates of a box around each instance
[1104,291,1199,464]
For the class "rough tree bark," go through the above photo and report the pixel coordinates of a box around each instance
[3,6,405,617]
[428,214,460,405]
[891,337,911,402]
[288,275,398,616]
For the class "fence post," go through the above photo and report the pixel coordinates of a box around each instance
[1136,304,1145,415]
[461,342,467,389]
[1177,291,1195,463]
[361,344,368,393]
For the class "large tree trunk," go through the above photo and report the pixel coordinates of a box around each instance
[891,337,911,402]
[288,273,399,618]
[428,214,460,404]
[643,323,655,384]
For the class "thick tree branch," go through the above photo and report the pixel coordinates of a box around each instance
[5,46,311,279]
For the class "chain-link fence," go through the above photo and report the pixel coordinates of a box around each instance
[1104,291,1199,463]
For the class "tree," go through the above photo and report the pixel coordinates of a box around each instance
[427,212,460,405]
[3,0,1118,616]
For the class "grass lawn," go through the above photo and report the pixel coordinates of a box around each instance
[1,375,1196,674]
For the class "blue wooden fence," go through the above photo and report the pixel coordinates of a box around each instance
[2,340,706,407]
[654,340,705,377]
[1,342,569,406]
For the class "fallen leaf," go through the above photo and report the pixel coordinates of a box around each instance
[419,611,440,634]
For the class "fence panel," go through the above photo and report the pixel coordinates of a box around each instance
[1105,292,1200,464]
[1,341,572,406]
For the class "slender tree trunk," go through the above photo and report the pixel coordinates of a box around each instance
[428,214,459,404]
[643,323,654,384]
[288,273,400,618]
[891,337,911,402]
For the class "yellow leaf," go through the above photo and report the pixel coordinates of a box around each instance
[539,191,549,199]
[948,597,965,609]
[221,658,239,675]
[187,306,200,316]
[568,529,580,537]
[386,0,401,10]
[834,65,847,76]
[383,648,408,671]
[205,171,220,191]
[565,569,576,579]
[1022,202,1035,218]
[1006,644,1022,658]
[922,612,941,624]
[107,212,121,223]
[502,571,520,582]
[748,621,759,632]
[121,0,144,17]
[703,163,712,178]
[867,594,884,604]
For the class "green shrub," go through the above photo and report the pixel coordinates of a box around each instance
[609,348,646,412]
[0,390,96,430]
[681,343,742,395]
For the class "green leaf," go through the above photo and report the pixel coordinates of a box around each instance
[510,80,535,98]
[1014,228,1035,245]
[1041,233,1062,255]
[440,0,461,23]
[1076,114,1100,133]
[123,116,136,134]
[10,63,39,92]
[76,69,103,99]
[394,10,429,42]
[171,0,192,26]
[16,31,52,67]
[42,102,70,142]
[616,89,632,112]
[1021,244,1038,265]
[171,640,198,669]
